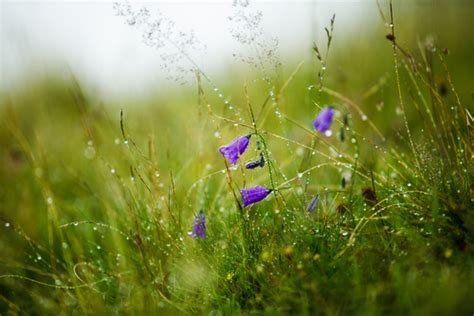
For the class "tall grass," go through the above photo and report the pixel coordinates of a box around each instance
[0,1,472,314]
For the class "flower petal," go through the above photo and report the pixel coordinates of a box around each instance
[313,106,335,133]
[219,135,251,165]
[240,186,272,207]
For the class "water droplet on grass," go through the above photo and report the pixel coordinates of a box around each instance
[84,146,96,159]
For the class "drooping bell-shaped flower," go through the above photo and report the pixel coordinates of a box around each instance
[218,135,251,165]
[312,106,334,133]
[245,153,265,170]
[240,186,272,207]
[306,194,319,213]
[188,210,206,239]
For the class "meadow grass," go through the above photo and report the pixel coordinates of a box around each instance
[1,2,473,315]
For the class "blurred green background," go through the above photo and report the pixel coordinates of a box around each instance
[0,0,473,314]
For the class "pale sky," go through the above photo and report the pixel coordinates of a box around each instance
[1,1,378,100]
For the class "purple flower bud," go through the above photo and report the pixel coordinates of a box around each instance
[188,210,206,239]
[306,194,319,213]
[245,153,265,170]
[218,135,251,165]
[312,106,334,133]
[240,186,272,207]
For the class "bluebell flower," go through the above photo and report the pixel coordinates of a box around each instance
[188,210,206,239]
[306,194,319,213]
[312,106,334,133]
[245,153,265,170]
[240,186,272,207]
[219,135,251,165]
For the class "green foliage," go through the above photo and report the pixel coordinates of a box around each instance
[0,5,473,315]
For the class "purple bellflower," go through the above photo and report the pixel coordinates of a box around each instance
[313,106,335,133]
[188,210,206,239]
[240,186,272,207]
[306,194,319,213]
[245,153,265,170]
[219,135,251,165]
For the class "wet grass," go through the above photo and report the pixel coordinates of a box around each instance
[1,3,473,315]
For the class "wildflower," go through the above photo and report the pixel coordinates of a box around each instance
[312,106,334,133]
[218,135,251,165]
[240,186,272,207]
[306,194,319,213]
[245,153,265,170]
[188,210,206,239]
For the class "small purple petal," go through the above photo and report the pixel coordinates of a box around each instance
[306,194,319,213]
[188,210,206,239]
[240,186,272,207]
[219,135,251,165]
[245,153,265,170]
[312,106,334,133]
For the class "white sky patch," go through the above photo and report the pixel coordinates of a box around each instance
[1,1,378,101]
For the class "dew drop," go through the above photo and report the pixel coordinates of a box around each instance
[84,146,96,159]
